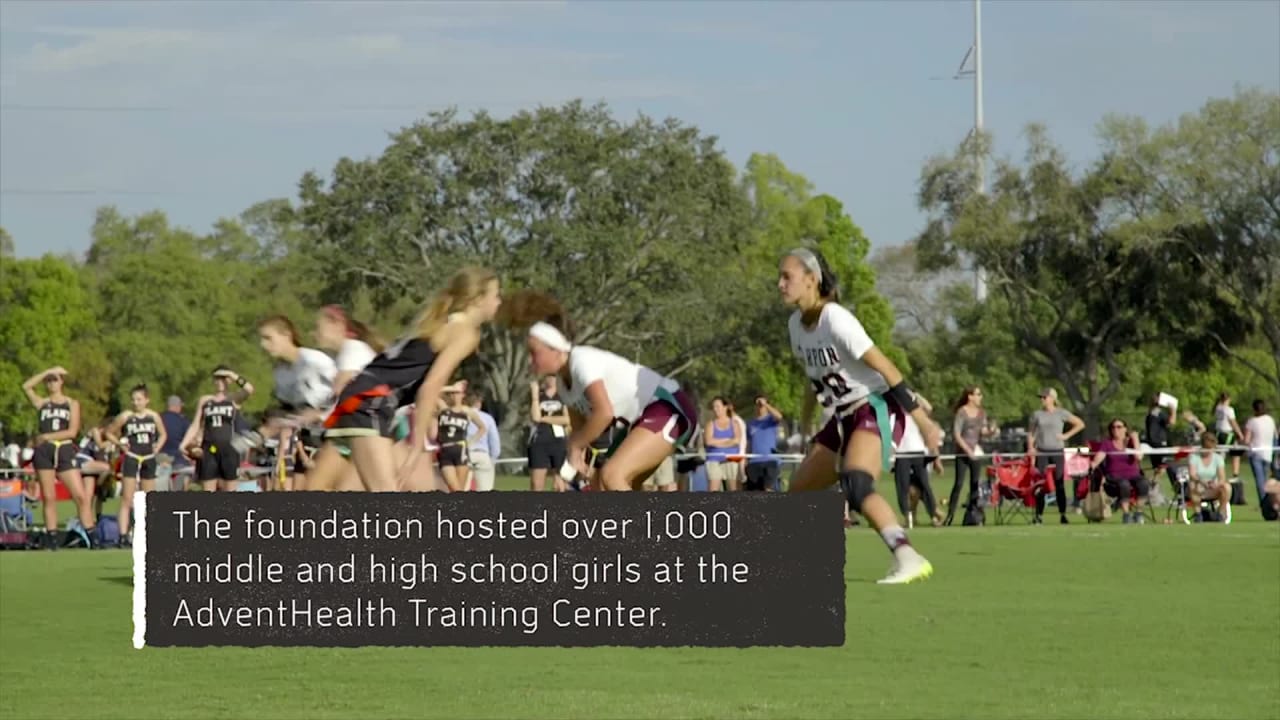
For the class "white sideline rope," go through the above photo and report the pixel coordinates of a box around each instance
[0,445,1261,476]
[489,444,1259,466]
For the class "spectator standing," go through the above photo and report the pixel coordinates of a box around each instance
[467,390,500,492]
[894,394,942,527]
[1213,392,1246,502]
[1027,387,1086,524]
[944,386,992,526]
[527,376,570,492]
[730,402,748,489]
[703,397,742,492]
[1144,394,1177,493]
[1243,400,1277,508]
[744,396,784,491]
[160,396,191,468]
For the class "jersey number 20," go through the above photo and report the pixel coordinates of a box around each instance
[811,373,852,407]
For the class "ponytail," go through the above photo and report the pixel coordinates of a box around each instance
[498,289,576,341]
[321,304,386,352]
[413,295,458,341]
[412,266,498,340]
[348,319,385,353]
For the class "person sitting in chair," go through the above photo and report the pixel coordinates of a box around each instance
[1185,432,1231,524]
[1090,418,1149,524]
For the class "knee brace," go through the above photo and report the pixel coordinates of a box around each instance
[839,470,876,512]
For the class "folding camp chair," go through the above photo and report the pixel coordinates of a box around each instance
[987,455,1051,525]
[0,474,35,548]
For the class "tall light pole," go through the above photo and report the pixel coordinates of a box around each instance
[954,0,988,301]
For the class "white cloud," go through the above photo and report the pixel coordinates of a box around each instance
[19,26,213,73]
[1,1,680,110]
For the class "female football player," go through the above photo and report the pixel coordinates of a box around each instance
[505,290,700,491]
[779,248,940,585]
[22,367,93,547]
[105,384,166,540]
[314,267,502,492]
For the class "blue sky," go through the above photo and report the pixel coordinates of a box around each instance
[1,0,1277,259]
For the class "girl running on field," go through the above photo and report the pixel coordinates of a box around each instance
[314,267,503,492]
[504,290,700,491]
[105,384,166,542]
[21,367,94,548]
[258,315,339,490]
[313,305,382,490]
[778,248,939,585]
[314,305,383,396]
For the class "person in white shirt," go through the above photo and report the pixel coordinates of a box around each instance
[893,394,942,528]
[503,290,700,492]
[257,315,338,490]
[314,305,382,396]
[1213,392,1245,486]
[314,305,382,491]
[466,389,501,492]
[1243,399,1277,508]
[778,248,940,585]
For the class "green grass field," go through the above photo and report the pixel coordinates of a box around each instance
[2,475,1278,720]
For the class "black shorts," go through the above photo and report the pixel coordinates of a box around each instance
[198,445,241,482]
[293,450,311,475]
[1104,475,1150,500]
[122,454,157,481]
[1217,432,1246,458]
[33,441,77,473]
[325,395,399,442]
[438,444,468,468]
[744,462,780,491]
[528,441,567,471]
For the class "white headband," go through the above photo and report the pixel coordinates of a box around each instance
[529,322,572,353]
[788,247,822,276]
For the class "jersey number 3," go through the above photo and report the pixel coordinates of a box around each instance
[811,373,852,407]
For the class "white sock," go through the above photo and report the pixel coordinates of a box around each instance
[879,525,911,554]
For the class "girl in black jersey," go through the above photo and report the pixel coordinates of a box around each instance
[435,385,487,492]
[179,367,255,492]
[527,375,570,491]
[105,384,166,541]
[318,266,502,492]
[21,367,94,548]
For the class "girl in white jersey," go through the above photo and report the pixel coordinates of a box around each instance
[257,315,339,490]
[779,248,941,585]
[314,305,382,491]
[504,291,700,491]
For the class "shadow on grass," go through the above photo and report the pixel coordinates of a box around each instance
[99,575,133,587]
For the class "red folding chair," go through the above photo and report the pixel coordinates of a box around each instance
[987,454,1054,525]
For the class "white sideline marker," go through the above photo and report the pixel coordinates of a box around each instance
[132,490,147,650]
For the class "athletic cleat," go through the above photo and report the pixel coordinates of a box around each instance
[877,549,934,585]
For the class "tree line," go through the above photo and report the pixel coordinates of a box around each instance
[0,90,1275,445]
